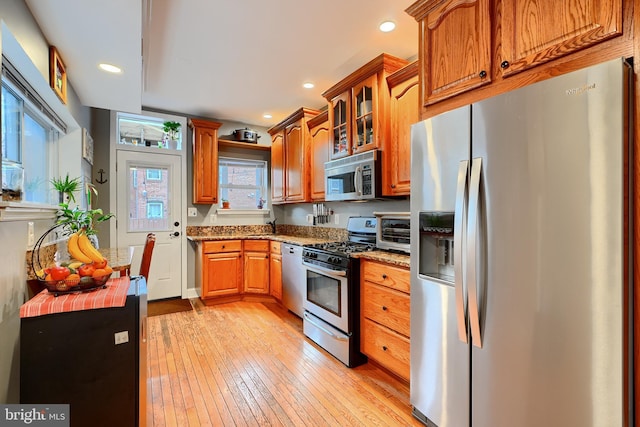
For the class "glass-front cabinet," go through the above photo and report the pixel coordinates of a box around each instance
[352,76,376,153]
[330,93,350,158]
[322,54,408,160]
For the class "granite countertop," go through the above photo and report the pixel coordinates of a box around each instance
[186,225,411,266]
[352,250,410,268]
[187,233,334,246]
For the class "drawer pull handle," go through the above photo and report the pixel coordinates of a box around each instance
[382,306,387,311]
[222,245,225,249]
[382,346,388,351]
[382,274,387,279]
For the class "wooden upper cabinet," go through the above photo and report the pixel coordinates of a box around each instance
[308,111,329,201]
[284,121,305,202]
[499,0,623,76]
[323,54,408,159]
[268,108,320,204]
[385,62,419,196]
[270,131,285,203]
[190,118,222,204]
[407,0,491,106]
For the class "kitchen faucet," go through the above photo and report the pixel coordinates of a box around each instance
[267,218,277,234]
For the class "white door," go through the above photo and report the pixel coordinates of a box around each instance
[116,150,182,300]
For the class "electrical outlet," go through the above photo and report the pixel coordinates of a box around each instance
[334,214,340,225]
[114,331,129,345]
[187,207,197,217]
[306,214,313,224]
[210,214,217,224]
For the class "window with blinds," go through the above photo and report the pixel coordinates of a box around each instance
[218,157,267,209]
[2,57,62,204]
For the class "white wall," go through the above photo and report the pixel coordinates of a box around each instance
[0,0,92,403]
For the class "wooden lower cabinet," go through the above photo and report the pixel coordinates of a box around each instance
[270,241,282,300]
[360,259,410,381]
[201,240,243,298]
[195,239,283,302]
[243,240,270,294]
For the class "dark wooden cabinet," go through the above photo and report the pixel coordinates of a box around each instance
[190,118,222,204]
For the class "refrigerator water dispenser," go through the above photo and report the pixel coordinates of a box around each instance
[418,211,455,283]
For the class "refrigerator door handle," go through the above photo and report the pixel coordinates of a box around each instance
[454,160,469,343]
[467,157,483,348]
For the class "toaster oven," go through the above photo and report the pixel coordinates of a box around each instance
[373,212,410,254]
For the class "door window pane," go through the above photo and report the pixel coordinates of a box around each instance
[128,165,170,231]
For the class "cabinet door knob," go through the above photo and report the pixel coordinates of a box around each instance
[382,346,388,351]
[382,274,387,279]
[500,61,510,69]
[479,70,487,78]
[382,306,387,311]
[390,184,396,188]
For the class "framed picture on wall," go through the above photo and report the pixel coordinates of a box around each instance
[82,128,94,165]
[49,46,67,104]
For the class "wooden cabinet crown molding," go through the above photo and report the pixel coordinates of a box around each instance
[306,109,328,129]
[267,107,321,135]
[387,61,419,88]
[188,118,222,130]
[405,0,473,22]
[321,53,409,101]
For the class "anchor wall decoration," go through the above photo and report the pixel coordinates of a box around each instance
[95,168,108,184]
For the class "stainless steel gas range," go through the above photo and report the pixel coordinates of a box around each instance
[301,216,377,367]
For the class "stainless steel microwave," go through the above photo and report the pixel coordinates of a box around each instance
[325,150,380,201]
[374,211,410,253]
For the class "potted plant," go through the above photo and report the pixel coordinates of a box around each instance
[50,173,81,204]
[221,199,230,209]
[163,121,181,149]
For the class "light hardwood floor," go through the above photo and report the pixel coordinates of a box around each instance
[148,300,423,426]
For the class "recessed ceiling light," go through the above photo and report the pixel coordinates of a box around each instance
[379,21,396,32]
[98,63,122,73]
[303,82,315,89]
[263,113,273,119]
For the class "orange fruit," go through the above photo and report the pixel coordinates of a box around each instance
[92,268,107,278]
[103,265,113,274]
[44,273,53,282]
[65,274,81,286]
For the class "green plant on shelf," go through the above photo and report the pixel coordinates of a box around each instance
[163,121,181,141]
[50,173,81,203]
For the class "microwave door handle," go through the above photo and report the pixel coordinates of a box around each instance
[354,166,362,196]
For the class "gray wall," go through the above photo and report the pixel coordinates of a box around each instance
[0,0,92,403]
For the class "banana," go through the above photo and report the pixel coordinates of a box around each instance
[68,261,83,270]
[77,233,104,263]
[67,233,93,263]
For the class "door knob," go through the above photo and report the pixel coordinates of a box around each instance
[174,221,180,227]
[171,231,180,237]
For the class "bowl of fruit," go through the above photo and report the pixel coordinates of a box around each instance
[33,225,114,296]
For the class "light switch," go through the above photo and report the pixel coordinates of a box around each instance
[27,222,35,246]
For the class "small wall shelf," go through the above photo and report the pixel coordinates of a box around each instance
[218,139,271,152]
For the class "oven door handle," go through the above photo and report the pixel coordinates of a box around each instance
[302,261,347,277]
[303,312,349,341]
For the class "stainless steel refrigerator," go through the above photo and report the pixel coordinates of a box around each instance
[410,58,633,427]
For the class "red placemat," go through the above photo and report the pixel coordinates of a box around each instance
[20,276,130,318]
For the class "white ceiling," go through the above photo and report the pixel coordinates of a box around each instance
[25,0,418,128]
